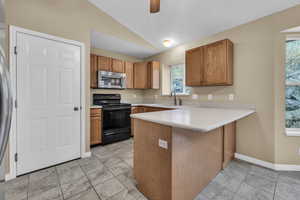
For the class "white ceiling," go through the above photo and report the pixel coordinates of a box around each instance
[91,31,158,59]
[89,0,300,58]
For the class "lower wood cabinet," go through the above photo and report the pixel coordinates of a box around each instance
[131,106,174,136]
[90,108,102,145]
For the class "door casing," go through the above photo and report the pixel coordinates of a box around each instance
[7,25,87,180]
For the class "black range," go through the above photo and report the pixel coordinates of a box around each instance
[93,94,131,145]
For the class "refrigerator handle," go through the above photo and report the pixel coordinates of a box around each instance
[0,52,13,165]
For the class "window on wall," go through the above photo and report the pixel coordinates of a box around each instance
[285,38,300,133]
[170,64,190,95]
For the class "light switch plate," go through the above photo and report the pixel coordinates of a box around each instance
[208,94,213,100]
[229,94,234,101]
[159,139,168,149]
[192,94,199,100]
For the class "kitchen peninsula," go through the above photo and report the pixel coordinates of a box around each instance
[131,107,255,200]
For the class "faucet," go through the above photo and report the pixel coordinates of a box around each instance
[170,90,178,106]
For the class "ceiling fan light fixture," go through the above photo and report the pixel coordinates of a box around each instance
[150,0,160,13]
[163,39,172,47]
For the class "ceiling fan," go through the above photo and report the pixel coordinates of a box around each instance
[150,0,160,13]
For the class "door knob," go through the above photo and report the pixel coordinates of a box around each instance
[74,107,79,111]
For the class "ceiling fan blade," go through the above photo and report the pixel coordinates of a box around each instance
[150,0,160,13]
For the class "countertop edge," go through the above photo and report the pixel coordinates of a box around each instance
[131,110,255,132]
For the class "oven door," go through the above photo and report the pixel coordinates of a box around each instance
[102,107,131,131]
[102,107,131,144]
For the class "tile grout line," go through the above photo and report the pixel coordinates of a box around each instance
[273,173,280,200]
[54,166,66,200]
[92,144,139,199]
[26,175,29,200]
[78,157,104,200]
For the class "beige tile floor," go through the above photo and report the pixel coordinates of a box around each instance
[3,138,300,200]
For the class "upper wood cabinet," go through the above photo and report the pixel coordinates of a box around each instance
[90,54,98,88]
[112,59,125,73]
[186,47,203,86]
[134,62,149,89]
[148,61,160,89]
[185,39,233,86]
[98,56,112,71]
[134,61,160,89]
[90,54,160,89]
[203,39,233,85]
[125,61,134,89]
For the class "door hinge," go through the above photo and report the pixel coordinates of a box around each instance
[14,153,18,162]
[14,46,17,55]
[15,100,17,108]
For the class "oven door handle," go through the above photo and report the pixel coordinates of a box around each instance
[103,107,131,111]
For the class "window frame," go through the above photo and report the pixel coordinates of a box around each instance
[169,63,190,96]
[285,36,300,136]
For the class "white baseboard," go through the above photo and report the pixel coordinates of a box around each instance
[81,151,91,158]
[5,173,16,181]
[235,153,300,171]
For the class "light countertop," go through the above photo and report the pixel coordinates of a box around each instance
[131,107,255,132]
[90,105,102,109]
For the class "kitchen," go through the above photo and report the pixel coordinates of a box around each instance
[2,1,300,200]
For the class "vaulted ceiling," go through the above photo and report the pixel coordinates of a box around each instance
[89,0,300,58]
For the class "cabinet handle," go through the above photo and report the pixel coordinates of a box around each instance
[74,107,79,111]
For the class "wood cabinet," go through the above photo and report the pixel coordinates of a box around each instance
[90,54,98,88]
[112,59,125,73]
[98,56,112,71]
[134,61,160,89]
[89,54,160,89]
[134,62,149,89]
[185,39,233,86]
[148,61,160,89]
[186,47,203,86]
[131,106,173,136]
[125,61,134,89]
[203,39,233,85]
[90,108,102,145]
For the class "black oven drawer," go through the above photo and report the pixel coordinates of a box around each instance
[102,128,131,145]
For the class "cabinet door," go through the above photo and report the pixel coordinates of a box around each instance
[90,54,98,88]
[148,61,160,89]
[203,40,232,85]
[134,62,149,89]
[112,59,125,73]
[90,109,102,145]
[125,61,134,88]
[185,47,203,86]
[98,56,112,71]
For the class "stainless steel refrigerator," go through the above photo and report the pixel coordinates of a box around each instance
[0,0,13,199]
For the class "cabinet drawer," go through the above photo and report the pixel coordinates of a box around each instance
[91,108,101,116]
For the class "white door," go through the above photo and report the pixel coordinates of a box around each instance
[16,32,81,175]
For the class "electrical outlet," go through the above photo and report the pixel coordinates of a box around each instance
[208,94,213,100]
[133,94,137,98]
[229,94,234,101]
[159,139,168,149]
[192,94,199,100]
